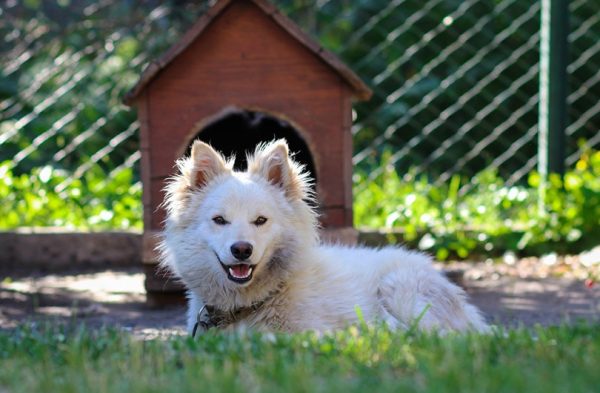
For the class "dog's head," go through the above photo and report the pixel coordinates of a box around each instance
[159,139,317,307]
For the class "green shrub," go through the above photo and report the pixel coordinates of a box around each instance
[1,148,598,260]
[0,161,141,230]
[354,149,600,259]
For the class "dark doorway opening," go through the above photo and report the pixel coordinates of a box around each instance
[187,109,317,187]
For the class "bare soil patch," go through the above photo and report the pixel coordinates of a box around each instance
[1,250,598,336]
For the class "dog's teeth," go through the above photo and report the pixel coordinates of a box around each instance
[228,266,253,279]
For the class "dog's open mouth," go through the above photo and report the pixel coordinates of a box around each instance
[220,262,255,284]
[214,251,256,284]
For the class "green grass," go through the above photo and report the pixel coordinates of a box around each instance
[1,324,599,392]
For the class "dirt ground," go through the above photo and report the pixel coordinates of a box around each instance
[0,268,187,338]
[1,253,599,337]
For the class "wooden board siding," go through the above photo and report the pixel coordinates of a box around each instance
[144,0,351,228]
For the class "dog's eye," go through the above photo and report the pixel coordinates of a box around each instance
[253,216,268,226]
[212,216,228,225]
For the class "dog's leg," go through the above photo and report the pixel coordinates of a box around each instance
[377,294,405,330]
[186,292,204,334]
[377,265,488,333]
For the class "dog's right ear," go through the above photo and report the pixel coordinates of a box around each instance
[189,141,229,189]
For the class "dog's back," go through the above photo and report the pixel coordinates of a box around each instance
[269,244,488,332]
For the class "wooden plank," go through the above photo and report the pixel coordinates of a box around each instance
[142,230,162,264]
[143,263,186,292]
[145,290,186,307]
[141,149,152,206]
[143,203,153,233]
[149,178,168,230]
[320,206,347,227]
[319,227,357,245]
[0,232,141,270]
[341,87,354,224]
[123,0,235,104]
[137,93,151,149]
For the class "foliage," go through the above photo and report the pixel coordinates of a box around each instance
[1,148,598,262]
[0,161,141,230]
[0,1,209,175]
[354,149,600,260]
[1,323,599,392]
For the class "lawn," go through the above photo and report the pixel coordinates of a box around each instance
[1,323,599,393]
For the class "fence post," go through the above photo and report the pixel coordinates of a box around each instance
[538,0,568,178]
[538,0,568,209]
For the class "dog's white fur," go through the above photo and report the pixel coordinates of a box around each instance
[159,140,488,333]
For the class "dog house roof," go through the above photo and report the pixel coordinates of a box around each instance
[123,0,372,104]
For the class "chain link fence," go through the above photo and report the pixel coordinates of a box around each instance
[0,0,598,227]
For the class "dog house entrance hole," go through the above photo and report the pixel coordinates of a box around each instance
[187,109,317,187]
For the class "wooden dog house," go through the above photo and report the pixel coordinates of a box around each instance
[124,0,371,304]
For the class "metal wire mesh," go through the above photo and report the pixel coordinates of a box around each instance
[330,0,599,188]
[0,0,210,183]
[0,0,598,213]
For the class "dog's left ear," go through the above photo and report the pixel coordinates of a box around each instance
[249,140,304,200]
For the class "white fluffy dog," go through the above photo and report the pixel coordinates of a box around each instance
[159,140,488,334]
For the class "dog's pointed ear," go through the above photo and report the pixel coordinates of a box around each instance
[189,141,229,189]
[249,140,304,200]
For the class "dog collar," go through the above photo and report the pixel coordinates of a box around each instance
[192,300,265,337]
[191,275,286,337]
[192,298,268,337]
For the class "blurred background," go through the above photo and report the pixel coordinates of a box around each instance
[0,0,598,261]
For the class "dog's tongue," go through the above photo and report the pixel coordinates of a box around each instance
[230,264,250,277]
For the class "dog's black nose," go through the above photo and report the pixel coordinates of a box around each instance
[230,241,253,261]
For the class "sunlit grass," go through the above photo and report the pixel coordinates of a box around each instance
[1,323,599,392]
